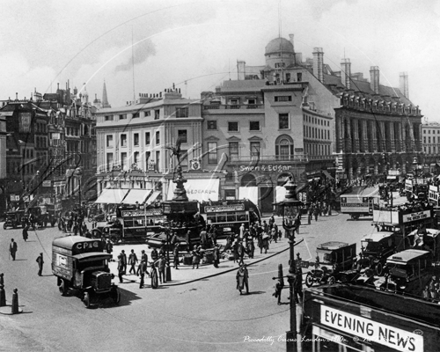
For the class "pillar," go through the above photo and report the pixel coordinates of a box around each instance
[389,122,395,152]
[352,119,359,152]
[361,120,368,152]
[379,121,386,152]
[370,120,377,152]
[346,118,352,153]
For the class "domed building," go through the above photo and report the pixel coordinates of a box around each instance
[201,34,422,214]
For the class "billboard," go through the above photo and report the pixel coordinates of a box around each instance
[19,112,32,133]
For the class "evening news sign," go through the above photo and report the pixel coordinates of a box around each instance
[239,165,292,172]
[321,306,423,352]
[402,210,430,224]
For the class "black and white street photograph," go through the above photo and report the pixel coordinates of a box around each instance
[0,0,439,351]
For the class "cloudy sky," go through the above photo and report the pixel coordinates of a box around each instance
[1,0,439,121]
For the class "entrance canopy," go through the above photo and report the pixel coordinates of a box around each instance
[121,189,152,205]
[167,178,219,202]
[95,188,129,204]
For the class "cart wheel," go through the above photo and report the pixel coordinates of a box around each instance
[375,263,383,276]
[151,269,158,289]
[83,291,91,308]
[305,273,314,287]
[110,286,120,304]
[327,276,336,285]
[110,235,118,244]
[58,279,68,296]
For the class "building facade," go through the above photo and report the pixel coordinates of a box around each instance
[422,122,440,168]
[94,87,204,201]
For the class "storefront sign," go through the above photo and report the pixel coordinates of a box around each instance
[239,165,292,173]
[204,204,245,213]
[321,306,423,352]
[402,210,431,223]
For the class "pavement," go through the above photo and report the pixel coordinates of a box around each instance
[108,231,291,287]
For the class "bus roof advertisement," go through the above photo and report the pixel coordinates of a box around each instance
[402,210,431,224]
[204,204,245,213]
[321,306,423,352]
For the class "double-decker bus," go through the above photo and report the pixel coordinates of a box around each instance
[199,199,261,237]
[340,186,380,220]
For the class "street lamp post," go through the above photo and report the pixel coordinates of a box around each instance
[278,177,303,352]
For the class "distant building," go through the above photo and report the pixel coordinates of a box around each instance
[421,122,440,168]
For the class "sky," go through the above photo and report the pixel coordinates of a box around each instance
[1,0,439,121]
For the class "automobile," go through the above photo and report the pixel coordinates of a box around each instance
[305,241,357,287]
[52,236,120,308]
[380,249,436,296]
[3,210,27,229]
[354,231,400,276]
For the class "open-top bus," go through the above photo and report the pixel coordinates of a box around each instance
[199,199,261,237]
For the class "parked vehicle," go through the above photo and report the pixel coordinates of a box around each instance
[52,236,120,308]
[305,242,357,287]
[3,210,26,229]
[354,231,400,276]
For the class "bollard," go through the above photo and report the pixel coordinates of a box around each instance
[11,288,19,314]
[0,273,5,307]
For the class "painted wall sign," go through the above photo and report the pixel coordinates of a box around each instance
[239,165,292,173]
[321,306,423,352]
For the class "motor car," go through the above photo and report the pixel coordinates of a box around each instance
[305,241,357,287]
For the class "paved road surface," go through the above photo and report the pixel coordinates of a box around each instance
[0,211,375,351]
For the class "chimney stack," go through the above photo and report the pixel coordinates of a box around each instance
[313,47,324,82]
[399,72,409,98]
[369,66,380,94]
[341,58,351,89]
[237,60,246,80]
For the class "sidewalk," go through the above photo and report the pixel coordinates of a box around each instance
[109,235,290,287]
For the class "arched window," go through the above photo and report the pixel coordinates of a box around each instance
[241,174,257,187]
[276,135,294,160]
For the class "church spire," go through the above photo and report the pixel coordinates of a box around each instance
[102,80,111,108]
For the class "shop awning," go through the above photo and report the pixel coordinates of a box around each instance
[167,178,219,202]
[146,190,161,204]
[121,189,152,205]
[94,188,129,204]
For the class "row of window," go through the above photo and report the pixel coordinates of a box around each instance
[424,137,440,144]
[104,107,189,122]
[304,125,330,140]
[66,127,79,136]
[423,129,440,134]
[304,114,330,126]
[7,162,34,176]
[106,130,189,148]
[36,136,47,149]
[35,122,47,133]
[424,146,440,154]
[206,114,290,131]
[305,143,331,156]
[106,151,160,171]
[207,138,294,164]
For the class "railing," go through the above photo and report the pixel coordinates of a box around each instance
[228,154,309,163]
[203,104,264,110]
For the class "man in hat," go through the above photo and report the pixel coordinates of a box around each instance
[9,239,18,261]
[173,242,180,270]
[138,259,148,289]
[117,254,124,283]
[128,249,138,275]
[236,261,249,295]
[36,253,44,276]
[155,254,166,284]
[213,244,221,268]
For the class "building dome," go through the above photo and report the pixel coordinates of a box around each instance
[265,37,294,56]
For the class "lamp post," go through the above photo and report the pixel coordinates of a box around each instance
[278,177,303,352]
[74,167,82,215]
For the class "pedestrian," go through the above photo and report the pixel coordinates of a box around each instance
[155,254,166,284]
[271,227,277,243]
[294,215,301,235]
[239,223,245,239]
[22,226,28,242]
[138,259,148,288]
[200,227,208,249]
[246,236,255,259]
[120,250,127,274]
[262,232,269,254]
[213,244,221,268]
[151,247,159,262]
[313,206,319,222]
[307,207,312,225]
[105,239,113,256]
[173,242,180,269]
[117,254,124,283]
[233,239,240,263]
[186,229,192,252]
[192,245,201,269]
[128,249,138,275]
[9,239,17,261]
[236,261,249,295]
[36,253,44,276]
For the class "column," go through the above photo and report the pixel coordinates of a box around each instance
[379,121,386,152]
[362,120,368,152]
[352,119,359,152]
[389,121,395,152]
[337,115,344,152]
[346,118,352,153]
[370,120,377,152]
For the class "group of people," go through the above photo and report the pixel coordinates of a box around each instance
[423,276,440,303]
[58,210,91,237]
[307,202,331,224]
[9,237,45,277]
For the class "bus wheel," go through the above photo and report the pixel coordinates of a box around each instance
[351,214,360,220]
[151,269,158,289]
[58,279,68,296]
[83,291,91,308]
[110,235,118,244]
